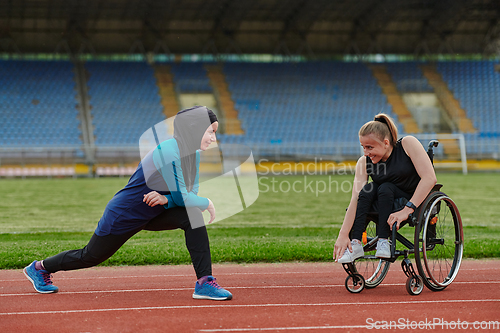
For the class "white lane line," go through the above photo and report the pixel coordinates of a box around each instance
[1,272,330,283]
[1,280,499,297]
[0,299,499,316]
[0,284,378,297]
[199,325,367,332]
[1,266,498,282]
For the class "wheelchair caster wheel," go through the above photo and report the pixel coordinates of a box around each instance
[406,275,424,295]
[345,273,365,293]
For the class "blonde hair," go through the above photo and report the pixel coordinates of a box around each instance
[359,113,398,146]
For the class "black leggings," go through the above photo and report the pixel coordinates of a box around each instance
[42,207,212,279]
[351,182,412,240]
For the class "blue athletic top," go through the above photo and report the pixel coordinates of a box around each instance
[95,139,210,236]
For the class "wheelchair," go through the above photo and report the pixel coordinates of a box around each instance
[342,140,464,296]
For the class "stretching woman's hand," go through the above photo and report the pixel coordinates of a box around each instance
[204,199,216,224]
[143,191,168,207]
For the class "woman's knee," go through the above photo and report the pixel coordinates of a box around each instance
[79,246,110,268]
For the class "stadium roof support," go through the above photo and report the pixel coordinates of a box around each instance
[483,18,500,56]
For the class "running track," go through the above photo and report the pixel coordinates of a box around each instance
[1,260,499,332]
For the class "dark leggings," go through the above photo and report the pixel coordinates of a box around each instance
[42,207,212,279]
[351,182,412,240]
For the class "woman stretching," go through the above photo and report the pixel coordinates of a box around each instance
[24,106,232,301]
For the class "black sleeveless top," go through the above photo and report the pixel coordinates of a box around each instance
[366,138,421,194]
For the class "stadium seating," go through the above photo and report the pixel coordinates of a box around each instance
[85,61,165,146]
[0,60,81,147]
[219,62,400,156]
[385,61,433,92]
[1,59,498,162]
[168,62,213,93]
[437,61,500,156]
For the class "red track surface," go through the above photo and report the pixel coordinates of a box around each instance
[1,260,499,332]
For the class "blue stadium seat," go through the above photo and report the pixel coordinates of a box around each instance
[85,61,165,146]
[217,61,395,156]
[168,62,213,93]
[437,61,500,155]
[0,60,82,147]
[3,60,498,158]
[385,61,433,93]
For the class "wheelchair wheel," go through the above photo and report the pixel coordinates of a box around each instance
[355,221,390,289]
[355,258,390,289]
[406,275,424,296]
[345,274,365,293]
[414,191,464,291]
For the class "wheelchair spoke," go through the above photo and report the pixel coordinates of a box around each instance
[353,221,390,289]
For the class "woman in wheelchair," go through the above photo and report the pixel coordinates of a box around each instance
[334,113,437,263]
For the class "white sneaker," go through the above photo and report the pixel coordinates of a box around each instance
[338,240,364,263]
[375,239,391,258]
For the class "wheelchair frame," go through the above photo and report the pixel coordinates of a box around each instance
[342,140,464,295]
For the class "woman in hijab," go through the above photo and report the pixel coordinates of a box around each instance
[24,106,232,301]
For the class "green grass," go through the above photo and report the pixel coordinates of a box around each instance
[0,173,499,269]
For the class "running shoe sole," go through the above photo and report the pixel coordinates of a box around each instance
[192,293,232,301]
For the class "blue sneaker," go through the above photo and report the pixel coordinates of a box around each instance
[23,261,59,294]
[193,276,232,301]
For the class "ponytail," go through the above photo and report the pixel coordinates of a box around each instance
[359,113,398,146]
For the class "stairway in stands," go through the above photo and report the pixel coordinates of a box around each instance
[421,64,477,159]
[369,65,421,134]
[155,65,180,119]
[420,65,476,133]
[205,65,244,135]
